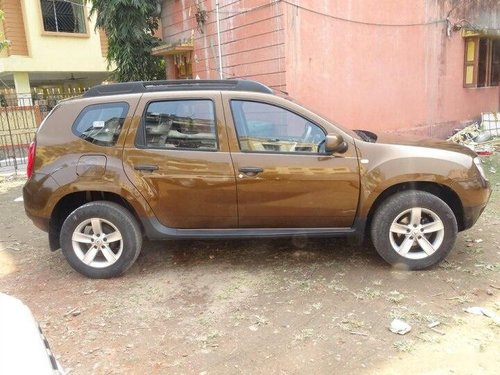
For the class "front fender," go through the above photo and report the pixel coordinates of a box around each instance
[355,142,479,218]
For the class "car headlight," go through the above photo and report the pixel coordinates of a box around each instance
[474,157,488,181]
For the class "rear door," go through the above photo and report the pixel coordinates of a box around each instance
[223,94,360,228]
[123,91,237,229]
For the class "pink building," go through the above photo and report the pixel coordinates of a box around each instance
[155,0,500,138]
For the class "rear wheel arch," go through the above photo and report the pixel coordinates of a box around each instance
[60,201,142,278]
[49,191,144,250]
[365,182,464,234]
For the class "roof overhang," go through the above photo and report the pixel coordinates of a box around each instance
[151,43,194,56]
[0,71,109,86]
[462,28,500,38]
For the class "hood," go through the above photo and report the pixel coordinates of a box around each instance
[371,133,478,158]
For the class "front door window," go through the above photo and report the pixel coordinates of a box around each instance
[230,100,326,153]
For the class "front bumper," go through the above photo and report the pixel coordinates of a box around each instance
[461,181,492,231]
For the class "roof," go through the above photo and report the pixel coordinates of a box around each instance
[82,79,274,98]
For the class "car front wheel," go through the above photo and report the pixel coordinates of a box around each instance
[60,201,142,278]
[370,191,458,270]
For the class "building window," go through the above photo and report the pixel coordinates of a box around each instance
[41,0,87,34]
[464,37,500,88]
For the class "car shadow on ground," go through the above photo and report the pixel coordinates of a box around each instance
[131,236,387,276]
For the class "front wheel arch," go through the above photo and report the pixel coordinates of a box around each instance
[365,182,464,235]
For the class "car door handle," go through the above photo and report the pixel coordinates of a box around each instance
[239,167,264,176]
[134,164,159,172]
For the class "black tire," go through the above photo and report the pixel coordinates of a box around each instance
[60,201,142,278]
[370,191,457,270]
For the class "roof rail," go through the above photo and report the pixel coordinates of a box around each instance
[82,79,273,98]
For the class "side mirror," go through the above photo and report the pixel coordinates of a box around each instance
[325,134,348,154]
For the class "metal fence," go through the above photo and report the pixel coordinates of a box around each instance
[0,88,83,174]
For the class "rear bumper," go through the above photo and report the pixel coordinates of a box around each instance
[25,211,50,232]
[22,173,58,233]
[23,188,50,232]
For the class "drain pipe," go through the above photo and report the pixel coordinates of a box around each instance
[215,0,223,79]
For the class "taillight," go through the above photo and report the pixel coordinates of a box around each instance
[27,141,36,178]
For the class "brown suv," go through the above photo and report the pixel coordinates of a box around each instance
[23,80,491,278]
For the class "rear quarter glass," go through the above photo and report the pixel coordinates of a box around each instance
[72,102,129,147]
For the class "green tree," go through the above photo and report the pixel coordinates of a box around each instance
[90,0,166,82]
[0,10,11,52]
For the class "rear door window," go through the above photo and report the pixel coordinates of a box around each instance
[141,99,217,151]
[72,103,129,146]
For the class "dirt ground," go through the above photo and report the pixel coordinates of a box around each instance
[0,154,499,375]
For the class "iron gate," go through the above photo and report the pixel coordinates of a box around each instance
[0,89,81,174]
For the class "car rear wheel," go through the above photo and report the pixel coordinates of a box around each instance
[60,201,142,278]
[370,191,457,270]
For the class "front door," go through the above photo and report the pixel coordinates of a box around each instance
[224,97,360,228]
[123,92,237,229]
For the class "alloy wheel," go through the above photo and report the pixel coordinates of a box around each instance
[71,218,123,268]
[388,207,445,260]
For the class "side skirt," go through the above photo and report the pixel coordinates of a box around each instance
[141,217,366,240]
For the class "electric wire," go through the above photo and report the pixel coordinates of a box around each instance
[280,0,448,27]
[205,0,493,32]
[208,0,281,17]
[197,0,451,28]
[206,0,448,27]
